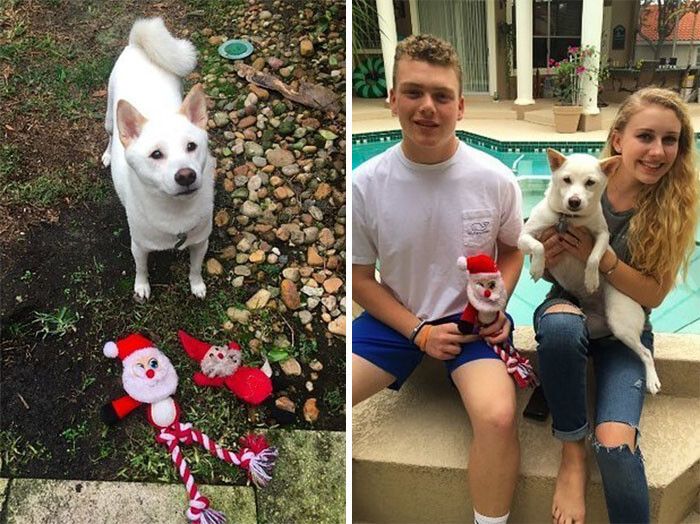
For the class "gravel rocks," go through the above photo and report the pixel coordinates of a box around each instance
[196,0,345,424]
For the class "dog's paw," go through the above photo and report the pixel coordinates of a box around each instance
[101,150,111,167]
[646,367,661,395]
[584,266,600,293]
[530,257,545,281]
[133,278,151,302]
[190,277,206,299]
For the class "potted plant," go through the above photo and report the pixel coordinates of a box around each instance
[549,46,600,133]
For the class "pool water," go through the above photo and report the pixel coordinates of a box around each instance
[352,137,700,333]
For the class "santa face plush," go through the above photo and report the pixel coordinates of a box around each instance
[466,275,507,313]
[200,345,241,378]
[122,347,178,404]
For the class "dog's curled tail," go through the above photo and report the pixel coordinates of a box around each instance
[129,17,197,78]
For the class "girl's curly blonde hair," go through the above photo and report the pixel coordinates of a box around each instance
[600,87,699,282]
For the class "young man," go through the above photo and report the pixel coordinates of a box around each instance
[352,35,524,524]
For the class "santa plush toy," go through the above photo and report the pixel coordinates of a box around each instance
[178,330,273,406]
[457,254,508,335]
[456,254,539,389]
[102,334,278,523]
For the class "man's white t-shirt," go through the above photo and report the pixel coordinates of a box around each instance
[352,140,523,321]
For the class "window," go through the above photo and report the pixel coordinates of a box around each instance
[514,0,582,68]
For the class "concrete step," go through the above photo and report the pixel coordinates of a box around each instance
[352,355,700,523]
[681,510,700,523]
[512,327,700,398]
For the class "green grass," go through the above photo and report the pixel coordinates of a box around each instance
[323,387,345,416]
[61,420,89,455]
[33,306,81,339]
[0,170,110,207]
[0,145,20,178]
[0,427,52,474]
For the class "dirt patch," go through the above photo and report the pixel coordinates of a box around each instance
[1,0,345,484]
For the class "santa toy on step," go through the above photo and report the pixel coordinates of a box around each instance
[456,254,539,389]
[102,334,277,523]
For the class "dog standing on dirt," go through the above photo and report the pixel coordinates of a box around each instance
[103,17,213,301]
[518,148,660,394]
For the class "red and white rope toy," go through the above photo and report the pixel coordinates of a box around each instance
[489,340,539,389]
[156,427,277,523]
[101,334,278,523]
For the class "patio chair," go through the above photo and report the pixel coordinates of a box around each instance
[620,60,659,93]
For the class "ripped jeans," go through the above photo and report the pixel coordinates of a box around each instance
[534,298,651,524]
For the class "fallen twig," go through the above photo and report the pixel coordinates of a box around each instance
[235,63,342,113]
[17,392,29,410]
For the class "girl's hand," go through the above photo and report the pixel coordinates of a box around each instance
[559,225,594,262]
[540,227,566,269]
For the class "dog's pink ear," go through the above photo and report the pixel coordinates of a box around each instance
[546,148,567,173]
[598,156,621,177]
[116,100,147,148]
[180,84,208,130]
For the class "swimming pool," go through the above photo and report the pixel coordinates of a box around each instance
[352,133,700,334]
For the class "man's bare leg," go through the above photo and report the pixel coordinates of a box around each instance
[352,354,396,406]
[452,359,519,518]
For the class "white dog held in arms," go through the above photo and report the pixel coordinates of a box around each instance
[518,148,660,394]
[103,17,214,301]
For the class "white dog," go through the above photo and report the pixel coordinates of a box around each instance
[103,17,214,301]
[518,148,660,394]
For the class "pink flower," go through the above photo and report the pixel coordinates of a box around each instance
[577,66,585,73]
[549,58,555,66]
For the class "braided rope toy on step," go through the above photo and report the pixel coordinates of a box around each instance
[156,426,278,523]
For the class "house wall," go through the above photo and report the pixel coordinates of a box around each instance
[608,0,637,67]
[635,43,699,67]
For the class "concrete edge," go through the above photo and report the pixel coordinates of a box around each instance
[0,478,10,523]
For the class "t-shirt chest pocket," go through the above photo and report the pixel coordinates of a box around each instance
[462,209,497,249]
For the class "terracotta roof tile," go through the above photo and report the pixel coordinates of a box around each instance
[638,6,700,42]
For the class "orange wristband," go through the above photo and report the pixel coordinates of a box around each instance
[416,325,433,352]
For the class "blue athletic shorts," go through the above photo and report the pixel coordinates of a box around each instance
[352,311,514,390]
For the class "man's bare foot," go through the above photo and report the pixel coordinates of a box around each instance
[552,441,587,524]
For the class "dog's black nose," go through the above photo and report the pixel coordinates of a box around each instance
[568,197,581,209]
[175,168,196,187]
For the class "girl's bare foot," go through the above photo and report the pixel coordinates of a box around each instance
[552,441,587,524]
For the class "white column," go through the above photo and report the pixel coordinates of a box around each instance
[376,0,399,99]
[408,0,420,35]
[486,0,498,98]
[580,0,604,115]
[514,0,534,105]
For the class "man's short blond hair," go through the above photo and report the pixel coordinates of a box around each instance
[393,34,463,94]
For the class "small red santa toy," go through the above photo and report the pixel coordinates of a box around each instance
[178,330,273,406]
[456,254,539,389]
[102,334,278,523]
